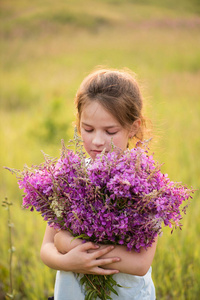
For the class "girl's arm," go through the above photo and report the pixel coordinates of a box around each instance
[99,240,157,276]
[40,225,120,275]
[54,229,158,276]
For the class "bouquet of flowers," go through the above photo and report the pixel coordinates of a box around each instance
[6,134,194,300]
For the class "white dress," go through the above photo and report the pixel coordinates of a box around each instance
[54,267,155,300]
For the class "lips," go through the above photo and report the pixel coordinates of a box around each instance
[92,150,103,154]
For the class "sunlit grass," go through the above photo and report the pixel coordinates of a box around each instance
[1,0,200,298]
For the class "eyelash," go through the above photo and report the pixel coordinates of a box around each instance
[84,128,117,135]
[106,131,117,135]
[84,129,93,133]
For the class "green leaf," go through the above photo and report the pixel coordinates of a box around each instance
[105,281,119,296]
[80,277,87,285]
[71,234,90,241]
[109,276,123,288]
[86,290,97,300]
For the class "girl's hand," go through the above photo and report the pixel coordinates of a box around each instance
[41,226,157,276]
[59,242,120,275]
[54,230,120,274]
[41,226,120,274]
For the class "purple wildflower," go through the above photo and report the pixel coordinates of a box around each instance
[8,140,194,252]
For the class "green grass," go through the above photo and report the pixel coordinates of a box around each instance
[0,0,200,298]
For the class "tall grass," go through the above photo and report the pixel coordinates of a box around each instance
[1,0,200,299]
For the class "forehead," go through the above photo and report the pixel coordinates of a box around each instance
[80,101,120,126]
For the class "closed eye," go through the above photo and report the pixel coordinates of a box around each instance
[84,128,93,133]
[106,131,118,135]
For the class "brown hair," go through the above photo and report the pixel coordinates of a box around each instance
[74,68,146,142]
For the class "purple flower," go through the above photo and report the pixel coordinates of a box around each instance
[9,140,194,252]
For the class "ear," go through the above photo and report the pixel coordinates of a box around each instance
[128,119,141,138]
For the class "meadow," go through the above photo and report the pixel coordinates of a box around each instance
[0,0,200,299]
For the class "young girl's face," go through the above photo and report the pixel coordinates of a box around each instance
[80,101,138,160]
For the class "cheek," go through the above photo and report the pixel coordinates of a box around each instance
[81,132,91,147]
[112,137,124,148]
[80,129,87,140]
[112,135,129,150]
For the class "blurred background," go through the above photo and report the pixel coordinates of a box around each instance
[0,0,200,299]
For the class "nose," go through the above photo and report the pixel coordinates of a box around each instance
[92,132,105,147]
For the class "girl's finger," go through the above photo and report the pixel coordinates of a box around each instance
[96,256,120,266]
[92,245,115,259]
[78,242,99,252]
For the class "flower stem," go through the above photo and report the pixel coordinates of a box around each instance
[2,198,15,299]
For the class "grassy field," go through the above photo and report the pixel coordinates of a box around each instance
[0,0,200,299]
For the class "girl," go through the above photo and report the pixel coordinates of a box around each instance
[40,68,157,300]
